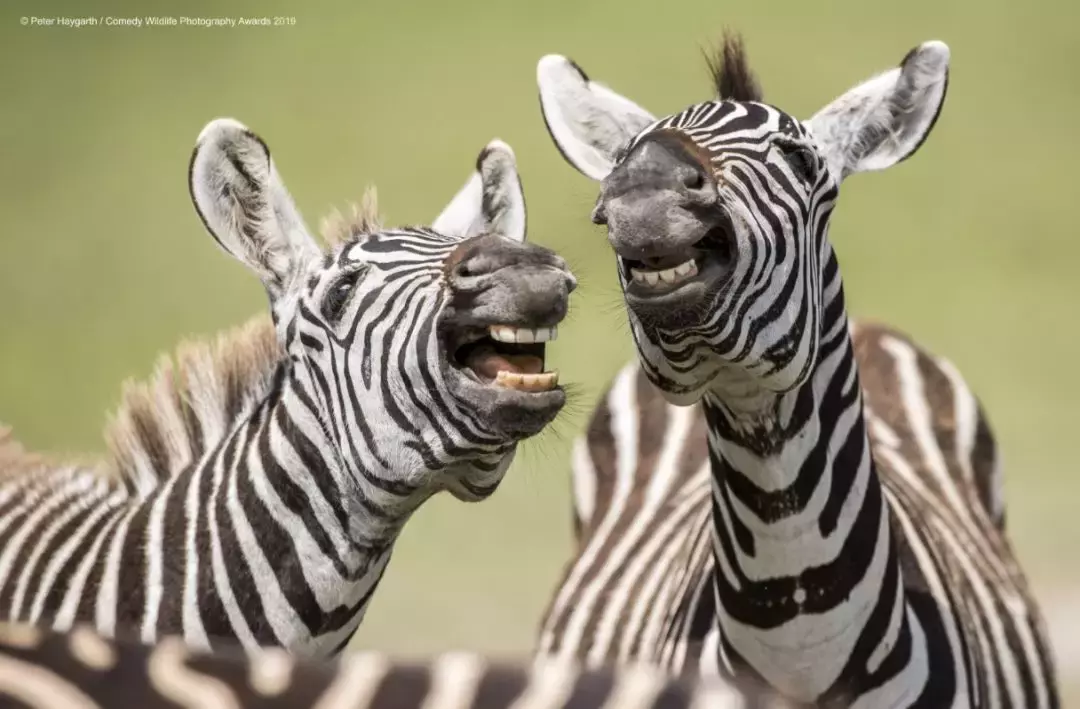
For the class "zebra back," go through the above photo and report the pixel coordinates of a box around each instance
[540,360,713,669]
[0,623,798,709]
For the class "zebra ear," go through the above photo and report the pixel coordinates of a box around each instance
[189,118,320,298]
[807,41,950,180]
[537,55,656,181]
[433,140,527,243]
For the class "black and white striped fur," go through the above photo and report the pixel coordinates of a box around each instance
[0,119,575,658]
[0,623,798,709]
[536,36,1057,707]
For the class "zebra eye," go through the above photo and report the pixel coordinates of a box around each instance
[323,268,365,322]
[779,142,817,184]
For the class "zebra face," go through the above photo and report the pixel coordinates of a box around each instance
[189,122,574,501]
[537,39,950,404]
[313,225,574,437]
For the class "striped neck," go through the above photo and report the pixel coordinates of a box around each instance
[215,365,429,655]
[701,267,913,701]
[137,365,419,657]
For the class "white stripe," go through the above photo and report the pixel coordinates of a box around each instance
[226,445,308,648]
[93,504,139,636]
[875,425,970,708]
[142,473,182,642]
[570,436,597,531]
[10,478,108,619]
[310,651,390,709]
[182,447,211,650]
[54,508,124,631]
[207,435,257,649]
[30,489,123,623]
[421,652,486,709]
[0,473,95,597]
[587,403,695,663]
[538,365,640,658]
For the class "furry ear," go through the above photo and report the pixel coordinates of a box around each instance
[433,140,527,243]
[807,41,950,180]
[188,118,320,298]
[536,55,656,180]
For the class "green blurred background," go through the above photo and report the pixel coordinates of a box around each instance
[1,0,1077,698]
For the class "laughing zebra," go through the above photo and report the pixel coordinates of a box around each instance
[0,118,574,658]
[535,35,1058,707]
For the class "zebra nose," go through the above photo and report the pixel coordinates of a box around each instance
[606,138,718,206]
[565,269,578,294]
[598,137,721,259]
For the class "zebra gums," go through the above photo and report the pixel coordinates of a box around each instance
[0,623,797,709]
[534,35,1058,708]
[0,119,575,659]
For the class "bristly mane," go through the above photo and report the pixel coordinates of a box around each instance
[0,191,386,495]
[320,186,382,248]
[104,315,283,495]
[704,32,763,102]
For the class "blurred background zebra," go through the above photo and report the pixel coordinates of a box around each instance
[0,622,798,709]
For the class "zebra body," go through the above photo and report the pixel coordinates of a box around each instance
[536,36,1057,706]
[0,623,795,709]
[0,120,574,658]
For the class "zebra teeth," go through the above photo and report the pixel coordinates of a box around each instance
[629,260,698,289]
[495,370,559,392]
[488,326,557,344]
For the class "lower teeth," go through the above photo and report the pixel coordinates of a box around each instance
[494,370,559,392]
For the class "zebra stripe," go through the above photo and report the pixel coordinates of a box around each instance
[0,623,793,709]
[536,36,1057,707]
[0,120,574,659]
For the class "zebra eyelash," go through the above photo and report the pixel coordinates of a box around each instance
[322,266,368,322]
[773,138,818,184]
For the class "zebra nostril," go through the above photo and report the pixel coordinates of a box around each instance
[591,203,607,225]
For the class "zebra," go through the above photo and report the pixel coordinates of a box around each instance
[0,622,798,709]
[538,358,713,673]
[0,118,575,659]
[534,34,1059,707]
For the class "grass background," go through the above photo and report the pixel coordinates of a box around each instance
[1,0,1077,698]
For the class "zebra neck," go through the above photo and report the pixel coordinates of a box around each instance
[274,372,416,554]
[201,373,412,655]
[701,304,911,699]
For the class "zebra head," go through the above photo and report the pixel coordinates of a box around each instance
[189,120,575,503]
[537,38,949,405]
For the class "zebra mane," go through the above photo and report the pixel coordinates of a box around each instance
[319,186,383,248]
[704,32,763,102]
[2,192,386,492]
[103,314,283,491]
[0,316,284,492]
[102,189,385,489]
[0,426,48,478]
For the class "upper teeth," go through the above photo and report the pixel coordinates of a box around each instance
[630,259,698,288]
[488,326,558,344]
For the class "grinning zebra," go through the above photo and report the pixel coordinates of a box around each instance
[535,35,1059,707]
[0,622,796,709]
[0,118,575,658]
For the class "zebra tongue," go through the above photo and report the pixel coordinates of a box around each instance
[464,345,544,380]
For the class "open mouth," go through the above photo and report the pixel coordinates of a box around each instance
[619,224,736,295]
[449,326,559,393]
